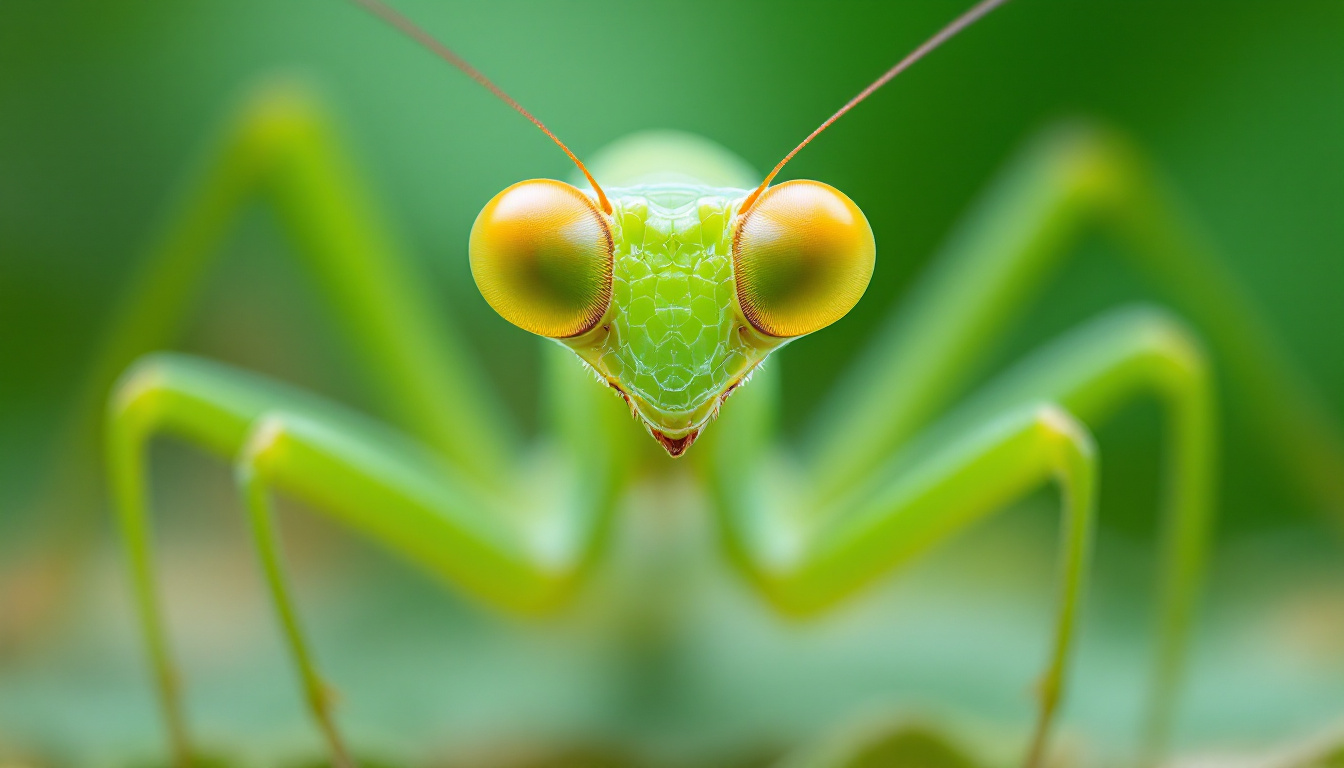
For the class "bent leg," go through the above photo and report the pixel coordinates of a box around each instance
[805,122,1341,519]
[721,404,1096,768]
[714,306,1215,765]
[10,77,525,657]
[937,306,1214,758]
[90,80,514,474]
[20,81,515,632]
[107,354,615,766]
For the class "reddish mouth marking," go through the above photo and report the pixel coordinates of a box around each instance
[651,429,699,457]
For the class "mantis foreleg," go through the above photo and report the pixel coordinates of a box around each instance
[97,80,513,476]
[807,122,1341,518]
[95,77,645,766]
[108,351,622,765]
[743,119,1339,765]
[713,305,1213,766]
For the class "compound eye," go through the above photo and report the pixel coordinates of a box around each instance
[733,180,875,338]
[470,179,613,338]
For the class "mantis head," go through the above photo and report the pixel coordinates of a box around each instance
[352,0,1008,455]
[469,177,874,455]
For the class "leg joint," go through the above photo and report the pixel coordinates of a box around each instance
[235,411,297,488]
[1027,119,1142,211]
[106,353,183,445]
[1124,306,1212,390]
[1033,404,1097,482]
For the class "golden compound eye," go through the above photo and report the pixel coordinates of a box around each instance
[733,179,875,338]
[470,179,614,338]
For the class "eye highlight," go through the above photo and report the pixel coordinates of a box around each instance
[733,180,875,338]
[470,179,613,338]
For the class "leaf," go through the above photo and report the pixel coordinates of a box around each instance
[777,721,987,768]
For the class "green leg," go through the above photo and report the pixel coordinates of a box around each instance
[714,306,1214,766]
[241,453,354,768]
[22,79,517,645]
[94,78,635,764]
[107,353,619,765]
[935,305,1214,761]
[737,403,1096,768]
[806,121,1342,517]
[90,79,514,475]
[756,119,1326,763]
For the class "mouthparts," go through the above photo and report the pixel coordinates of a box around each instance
[650,428,699,457]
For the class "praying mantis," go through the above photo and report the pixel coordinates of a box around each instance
[83,0,1344,765]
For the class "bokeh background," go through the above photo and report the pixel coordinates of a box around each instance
[1,1,1342,766]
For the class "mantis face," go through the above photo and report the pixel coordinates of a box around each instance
[470,177,875,455]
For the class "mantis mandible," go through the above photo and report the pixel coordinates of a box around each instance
[98,0,1344,765]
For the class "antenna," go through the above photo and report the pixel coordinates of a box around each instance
[740,0,1012,214]
[350,0,613,214]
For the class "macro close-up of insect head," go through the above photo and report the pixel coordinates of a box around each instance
[1,1,1343,767]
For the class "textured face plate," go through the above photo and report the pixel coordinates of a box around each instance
[561,184,784,447]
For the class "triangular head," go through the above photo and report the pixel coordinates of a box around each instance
[470,170,874,455]
[351,0,1010,454]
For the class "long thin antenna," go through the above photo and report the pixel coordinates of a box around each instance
[350,0,613,214]
[740,0,1012,214]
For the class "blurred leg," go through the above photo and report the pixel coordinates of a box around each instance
[713,306,1214,764]
[727,404,1097,768]
[91,78,515,476]
[938,306,1215,758]
[107,353,619,766]
[10,80,519,653]
[805,122,1341,523]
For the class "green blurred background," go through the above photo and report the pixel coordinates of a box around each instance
[1,1,1342,766]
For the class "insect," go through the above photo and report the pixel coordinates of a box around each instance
[96,0,1344,766]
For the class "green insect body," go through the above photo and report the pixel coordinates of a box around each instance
[62,0,1344,766]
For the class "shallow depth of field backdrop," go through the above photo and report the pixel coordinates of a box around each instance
[1,1,1342,766]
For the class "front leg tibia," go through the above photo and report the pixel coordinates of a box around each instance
[736,405,1094,617]
[739,404,1098,768]
[806,119,1341,518]
[107,353,608,767]
[716,305,1217,765]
